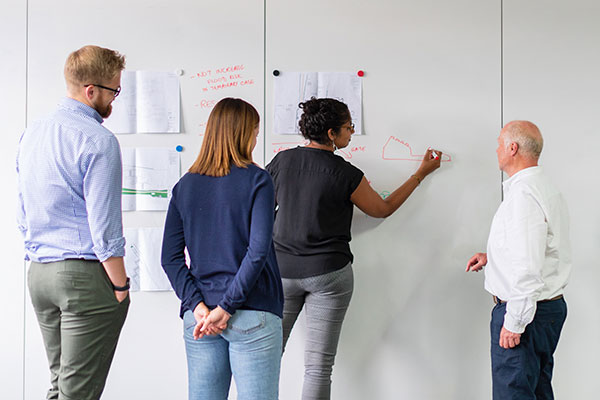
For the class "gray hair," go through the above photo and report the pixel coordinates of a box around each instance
[503,121,543,159]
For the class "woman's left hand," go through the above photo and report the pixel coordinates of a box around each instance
[193,306,231,340]
[192,302,211,339]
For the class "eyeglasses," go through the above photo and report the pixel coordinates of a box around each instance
[84,84,121,98]
[343,122,355,131]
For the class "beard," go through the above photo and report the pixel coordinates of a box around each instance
[92,98,112,119]
[98,103,112,119]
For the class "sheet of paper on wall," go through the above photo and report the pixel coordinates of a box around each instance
[273,72,317,134]
[104,70,181,134]
[316,72,362,135]
[122,147,180,211]
[124,228,172,292]
[273,71,362,135]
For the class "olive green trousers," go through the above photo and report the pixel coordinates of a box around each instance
[28,260,129,400]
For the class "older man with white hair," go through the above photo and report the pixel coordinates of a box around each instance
[467,120,571,399]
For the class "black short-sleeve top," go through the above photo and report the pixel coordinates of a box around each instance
[266,147,364,278]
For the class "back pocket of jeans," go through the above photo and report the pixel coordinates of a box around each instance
[228,311,266,334]
[183,310,198,331]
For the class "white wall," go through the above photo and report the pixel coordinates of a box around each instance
[1,1,598,399]
[0,0,26,398]
[503,1,600,398]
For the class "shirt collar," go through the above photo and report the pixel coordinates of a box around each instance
[502,166,542,194]
[59,97,104,124]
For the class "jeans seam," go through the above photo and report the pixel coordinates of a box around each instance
[183,311,196,331]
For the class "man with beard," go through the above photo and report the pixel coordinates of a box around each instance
[17,45,130,400]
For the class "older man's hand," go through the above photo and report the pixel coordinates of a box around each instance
[499,326,521,349]
[466,252,487,272]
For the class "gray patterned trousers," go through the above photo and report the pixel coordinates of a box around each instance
[282,262,354,400]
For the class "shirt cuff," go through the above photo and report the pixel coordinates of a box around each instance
[503,312,527,334]
[93,236,126,262]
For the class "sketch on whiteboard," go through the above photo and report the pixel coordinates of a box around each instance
[124,228,172,292]
[336,145,367,160]
[271,140,366,160]
[122,147,180,211]
[382,136,451,162]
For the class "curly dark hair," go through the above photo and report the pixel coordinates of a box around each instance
[298,97,351,145]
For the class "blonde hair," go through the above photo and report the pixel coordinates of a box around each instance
[189,98,259,177]
[64,45,125,87]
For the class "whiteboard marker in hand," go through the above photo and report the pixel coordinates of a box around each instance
[429,147,440,160]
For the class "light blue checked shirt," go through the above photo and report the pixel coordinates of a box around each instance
[16,97,125,263]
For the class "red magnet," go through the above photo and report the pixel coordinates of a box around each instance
[357,70,365,77]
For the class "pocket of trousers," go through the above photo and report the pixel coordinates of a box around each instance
[57,268,119,313]
[228,311,266,334]
[56,271,96,314]
[57,271,94,289]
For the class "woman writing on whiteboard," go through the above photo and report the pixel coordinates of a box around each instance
[266,97,441,399]
[161,98,284,400]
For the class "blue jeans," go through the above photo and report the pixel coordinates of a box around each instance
[491,298,567,400]
[183,309,282,400]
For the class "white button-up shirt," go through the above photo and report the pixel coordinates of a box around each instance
[484,166,571,334]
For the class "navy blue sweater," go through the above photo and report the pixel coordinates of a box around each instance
[161,165,283,318]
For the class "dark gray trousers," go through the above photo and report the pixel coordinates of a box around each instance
[282,263,353,400]
[28,260,129,400]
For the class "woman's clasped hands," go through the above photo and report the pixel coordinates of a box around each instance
[192,302,231,340]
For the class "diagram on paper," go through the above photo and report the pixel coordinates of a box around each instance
[122,148,180,211]
[382,137,451,162]
[273,71,362,135]
[104,70,181,134]
[124,228,172,292]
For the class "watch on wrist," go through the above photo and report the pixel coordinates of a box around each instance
[112,277,130,291]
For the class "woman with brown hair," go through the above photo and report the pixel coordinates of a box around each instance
[161,98,283,400]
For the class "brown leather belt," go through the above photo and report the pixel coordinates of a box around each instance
[493,294,563,305]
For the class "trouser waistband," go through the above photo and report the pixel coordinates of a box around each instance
[493,294,563,305]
